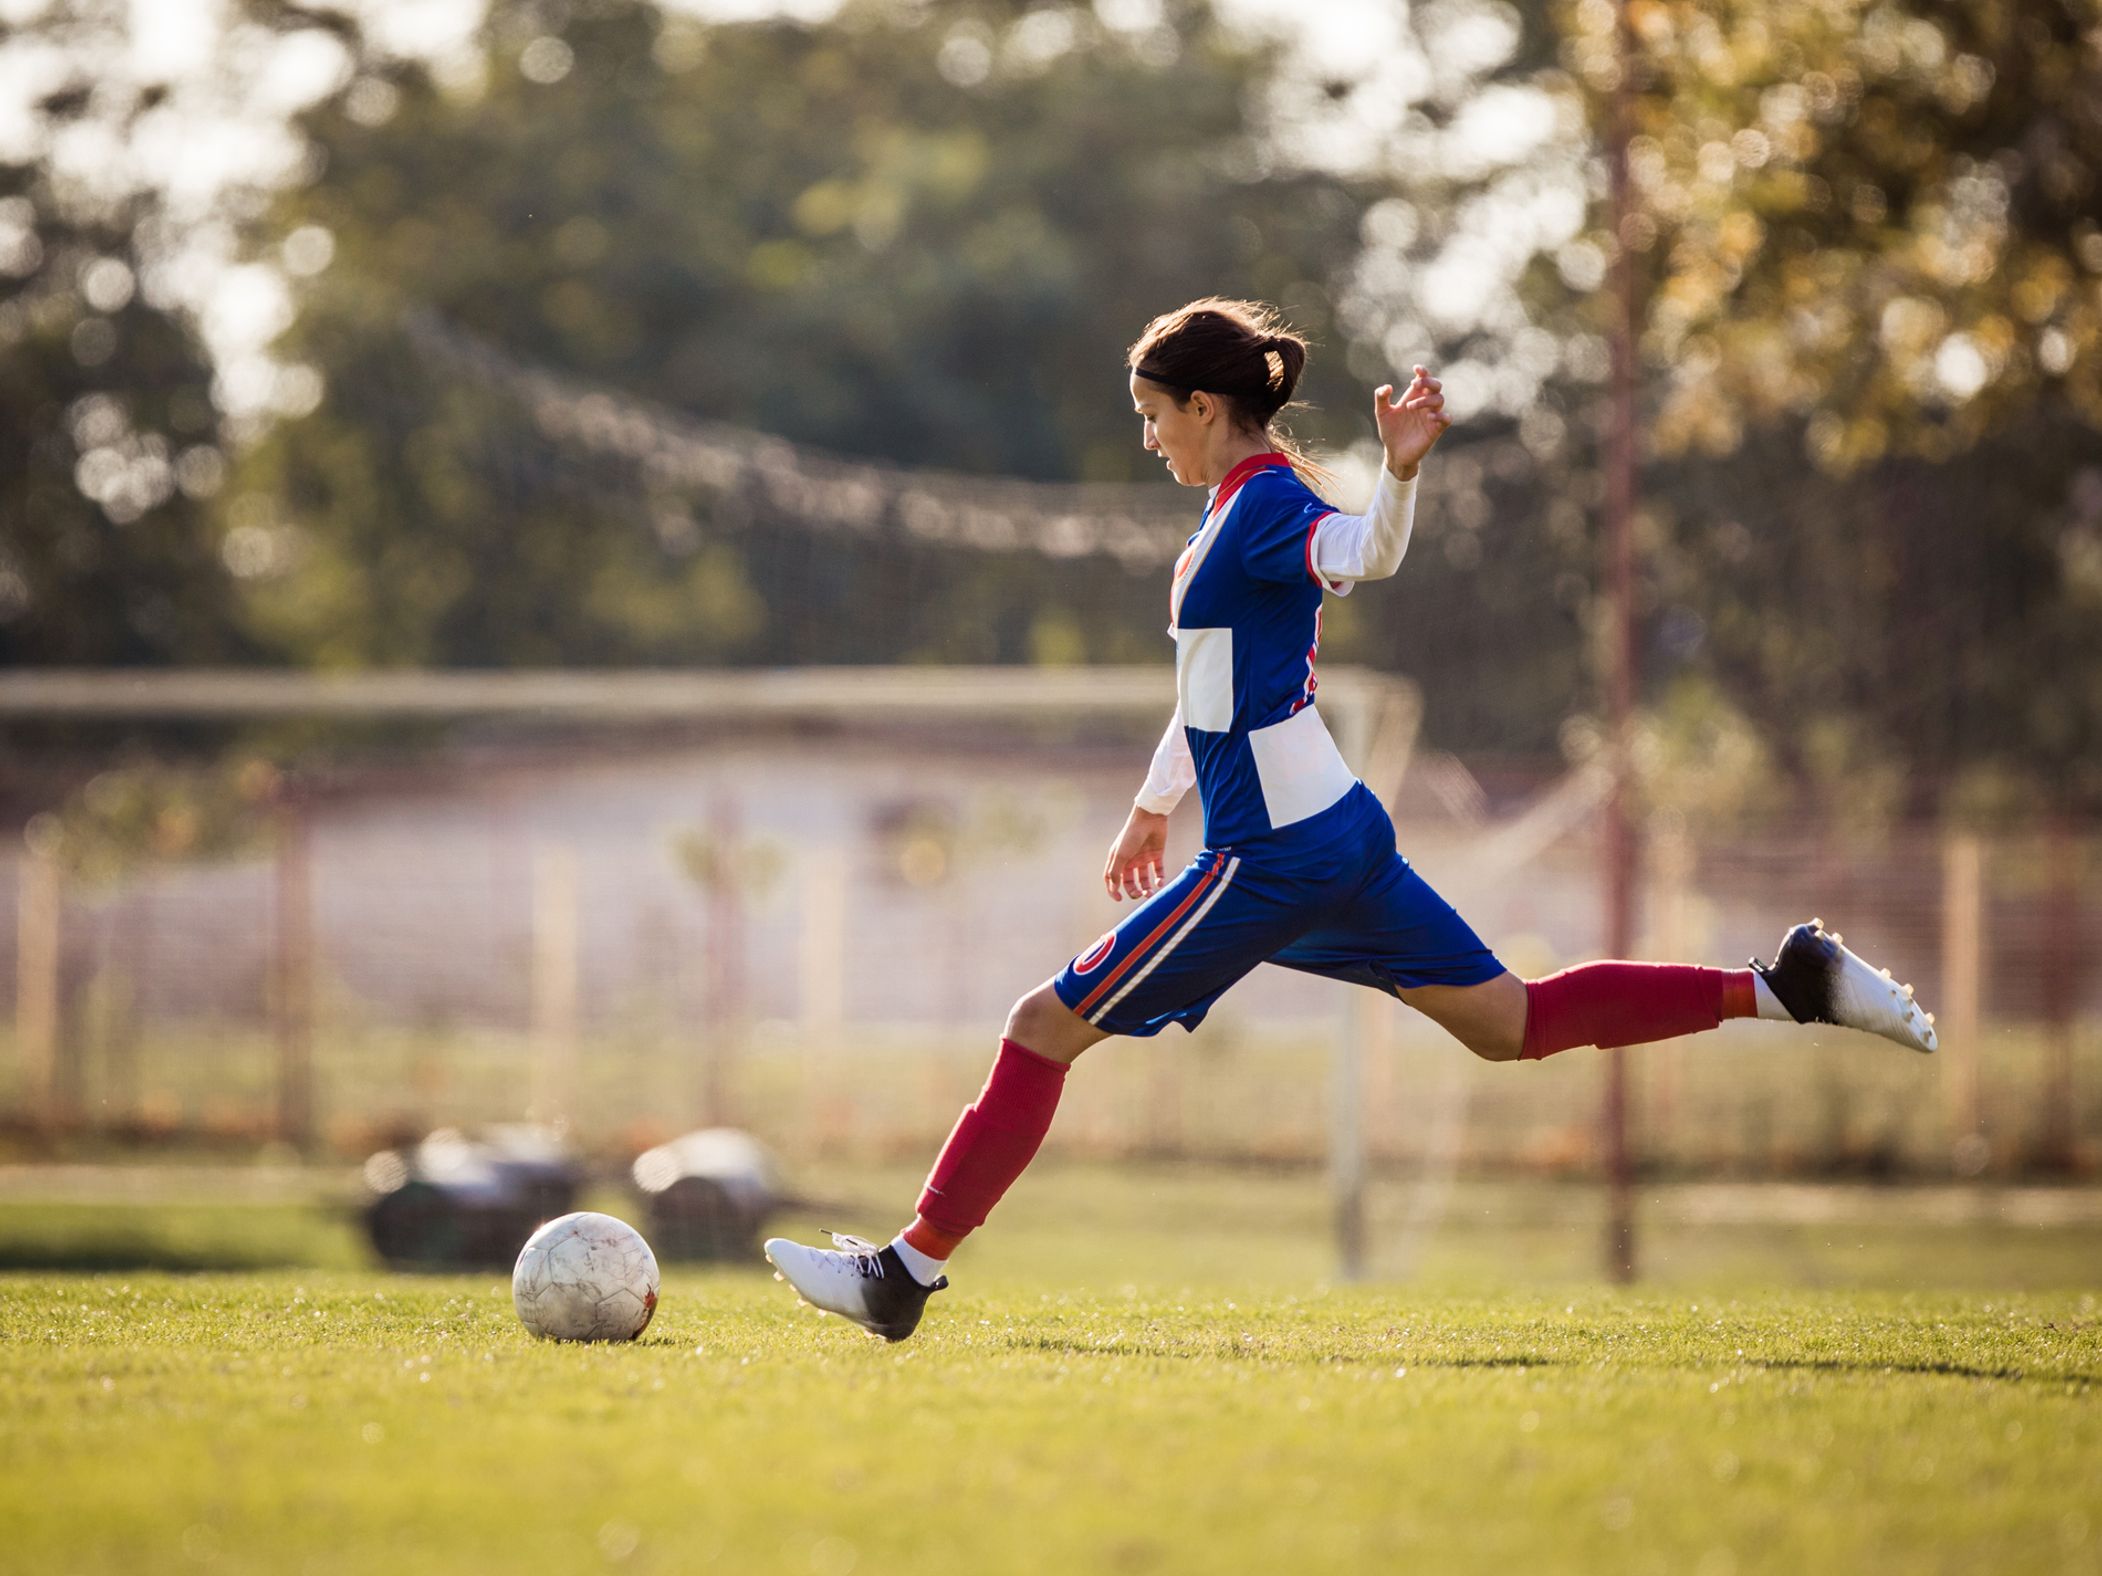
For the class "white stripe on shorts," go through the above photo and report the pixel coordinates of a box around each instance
[1087,855,1242,1025]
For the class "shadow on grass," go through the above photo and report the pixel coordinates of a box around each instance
[1011,1332,1564,1367]
[0,1202,369,1275]
[1751,1358,2099,1386]
[0,1240,312,1273]
[0,1235,788,1277]
[1004,1334,2099,1386]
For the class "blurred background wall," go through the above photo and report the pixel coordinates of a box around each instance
[2,707,2094,1177]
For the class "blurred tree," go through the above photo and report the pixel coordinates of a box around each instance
[229,0,1378,668]
[1621,0,2102,809]
[24,755,280,883]
[1556,0,2102,470]
[7,0,2088,804]
[1648,412,2102,812]
[1480,0,2102,810]
[0,4,246,668]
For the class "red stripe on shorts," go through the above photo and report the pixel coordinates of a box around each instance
[1075,853,1224,1018]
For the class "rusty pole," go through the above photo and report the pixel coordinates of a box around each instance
[273,791,316,1151]
[1602,0,1641,1284]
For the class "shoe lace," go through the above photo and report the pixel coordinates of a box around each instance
[825,1231,886,1279]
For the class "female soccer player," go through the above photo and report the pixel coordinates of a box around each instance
[766,298,1936,1340]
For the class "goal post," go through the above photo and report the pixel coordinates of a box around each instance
[0,664,1419,1279]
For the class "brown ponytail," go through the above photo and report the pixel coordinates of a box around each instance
[1127,298,1330,492]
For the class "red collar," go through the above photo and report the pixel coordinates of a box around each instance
[1209,451,1291,516]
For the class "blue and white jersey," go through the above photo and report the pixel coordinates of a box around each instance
[1054,446,1478,1039]
[1169,452,1359,849]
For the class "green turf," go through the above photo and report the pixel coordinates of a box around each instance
[1,1274,2096,1575]
[2,1169,2099,1574]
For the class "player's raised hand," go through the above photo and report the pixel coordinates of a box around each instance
[1372,366,1452,479]
[1103,805,1168,902]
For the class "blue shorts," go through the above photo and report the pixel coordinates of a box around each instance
[1052,785,1506,1037]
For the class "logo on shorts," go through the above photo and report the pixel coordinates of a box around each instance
[1073,930,1117,975]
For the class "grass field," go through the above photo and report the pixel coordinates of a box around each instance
[3,1166,2099,1575]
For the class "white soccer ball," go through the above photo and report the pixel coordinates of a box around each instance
[512,1211,660,1342]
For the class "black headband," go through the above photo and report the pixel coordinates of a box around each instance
[1135,365,1278,401]
[1131,358,1282,399]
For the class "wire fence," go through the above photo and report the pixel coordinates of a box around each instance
[2,723,2094,1179]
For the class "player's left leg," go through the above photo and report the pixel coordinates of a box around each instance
[761,991,1101,1343]
[767,847,1305,1340]
[869,983,1107,1288]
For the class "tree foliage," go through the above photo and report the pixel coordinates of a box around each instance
[0,4,246,668]
[1644,411,2102,813]
[228,0,1376,668]
[1497,0,2102,809]
[3,0,2096,809]
[1561,0,2102,470]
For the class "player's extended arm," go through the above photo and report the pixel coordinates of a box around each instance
[1102,708,1191,900]
[1309,366,1451,586]
[1308,464,1418,584]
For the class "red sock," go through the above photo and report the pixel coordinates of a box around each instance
[901,1037,1068,1259]
[1521,963,1759,1061]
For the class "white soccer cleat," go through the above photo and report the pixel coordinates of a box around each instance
[763,1232,945,1343]
[1752,920,1938,1054]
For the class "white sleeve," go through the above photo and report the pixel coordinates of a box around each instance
[1308,465,1418,586]
[1133,706,1195,814]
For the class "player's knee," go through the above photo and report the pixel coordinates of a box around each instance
[1401,975,1528,1062]
[1001,986,1048,1043]
[1460,992,1527,1061]
[1464,1025,1526,1063]
[1003,984,1091,1065]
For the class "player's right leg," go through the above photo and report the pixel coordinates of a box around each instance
[765,848,1298,1341]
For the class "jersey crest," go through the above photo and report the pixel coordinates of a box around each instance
[1072,930,1117,975]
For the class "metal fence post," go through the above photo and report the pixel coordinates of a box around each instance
[16,835,62,1128]
[274,796,316,1150]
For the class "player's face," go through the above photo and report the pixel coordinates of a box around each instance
[1131,372,1206,487]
